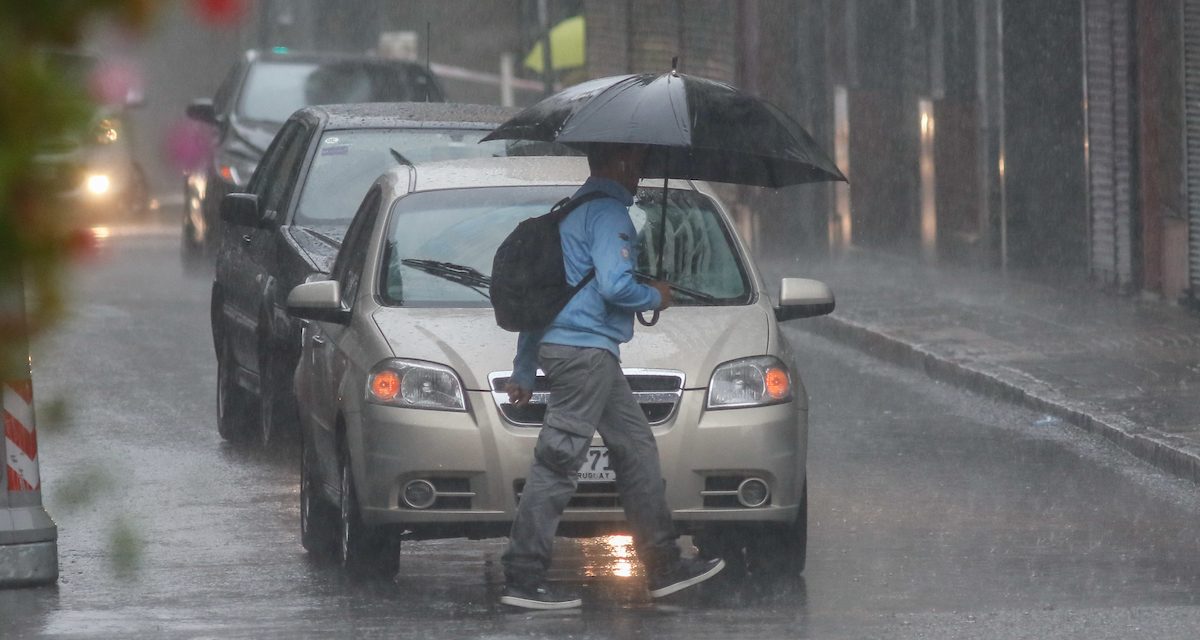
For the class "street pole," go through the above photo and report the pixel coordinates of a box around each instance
[538,0,555,97]
[0,276,58,588]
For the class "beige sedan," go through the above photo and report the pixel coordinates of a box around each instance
[287,156,834,576]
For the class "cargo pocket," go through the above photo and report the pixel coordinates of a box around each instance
[534,427,591,477]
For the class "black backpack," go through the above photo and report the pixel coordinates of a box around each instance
[491,191,608,332]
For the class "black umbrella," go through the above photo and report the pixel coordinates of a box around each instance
[483,63,845,323]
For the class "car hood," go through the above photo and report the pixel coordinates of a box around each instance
[287,225,345,273]
[371,305,770,391]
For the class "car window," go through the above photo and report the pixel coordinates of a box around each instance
[212,61,242,115]
[631,188,752,300]
[330,187,383,307]
[293,129,576,226]
[377,186,752,307]
[247,122,297,197]
[254,121,313,218]
[238,60,440,124]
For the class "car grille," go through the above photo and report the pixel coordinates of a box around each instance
[489,369,685,427]
[514,479,621,508]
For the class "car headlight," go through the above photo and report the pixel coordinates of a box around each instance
[706,356,793,409]
[366,359,466,411]
[85,173,112,196]
[214,151,256,187]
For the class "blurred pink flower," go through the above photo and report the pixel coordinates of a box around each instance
[192,0,249,26]
[165,119,214,173]
[87,58,143,106]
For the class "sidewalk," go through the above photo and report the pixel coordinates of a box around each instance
[775,249,1200,485]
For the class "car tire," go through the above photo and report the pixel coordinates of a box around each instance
[216,337,258,442]
[744,481,808,577]
[300,434,337,556]
[337,441,400,576]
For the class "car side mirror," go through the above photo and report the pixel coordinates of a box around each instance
[287,280,350,324]
[775,278,835,322]
[186,98,219,125]
[220,193,262,227]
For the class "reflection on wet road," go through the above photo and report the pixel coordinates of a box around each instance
[2,229,1199,639]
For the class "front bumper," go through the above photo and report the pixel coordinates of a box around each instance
[354,390,807,538]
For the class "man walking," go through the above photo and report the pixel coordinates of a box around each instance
[499,143,725,610]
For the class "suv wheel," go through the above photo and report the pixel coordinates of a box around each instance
[337,442,400,575]
[216,337,258,442]
[300,435,337,555]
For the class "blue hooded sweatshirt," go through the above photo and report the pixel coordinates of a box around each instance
[510,176,662,390]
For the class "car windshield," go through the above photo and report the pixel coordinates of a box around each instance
[293,130,577,226]
[378,185,752,308]
[237,60,437,124]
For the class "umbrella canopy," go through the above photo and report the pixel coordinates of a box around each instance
[524,15,586,73]
[482,71,846,187]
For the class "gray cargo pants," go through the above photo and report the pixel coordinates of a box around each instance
[501,343,680,585]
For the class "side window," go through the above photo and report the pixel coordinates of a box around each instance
[251,122,313,219]
[247,123,296,196]
[330,187,383,307]
[212,62,242,115]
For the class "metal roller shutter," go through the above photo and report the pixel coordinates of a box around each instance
[1084,0,1136,290]
[1184,0,1200,301]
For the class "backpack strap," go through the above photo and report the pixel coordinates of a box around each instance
[548,189,609,221]
[551,190,611,294]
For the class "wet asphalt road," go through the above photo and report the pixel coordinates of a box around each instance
[2,227,1200,639]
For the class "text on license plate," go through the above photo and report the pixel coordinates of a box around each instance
[577,446,615,482]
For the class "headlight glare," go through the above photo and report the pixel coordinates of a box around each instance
[707,356,792,409]
[367,359,465,411]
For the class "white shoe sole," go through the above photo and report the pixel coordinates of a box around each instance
[499,594,583,610]
[648,558,726,598]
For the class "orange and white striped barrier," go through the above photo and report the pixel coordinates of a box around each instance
[4,379,40,492]
[1,279,58,588]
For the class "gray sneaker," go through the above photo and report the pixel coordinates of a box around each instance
[647,557,726,598]
[499,582,583,610]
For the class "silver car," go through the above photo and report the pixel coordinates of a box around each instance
[288,156,835,576]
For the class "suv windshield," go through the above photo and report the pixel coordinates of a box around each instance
[238,60,439,124]
[294,131,576,226]
[379,186,752,307]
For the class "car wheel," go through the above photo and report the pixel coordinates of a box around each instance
[337,442,400,576]
[216,337,257,442]
[744,481,808,576]
[258,347,296,446]
[300,434,337,556]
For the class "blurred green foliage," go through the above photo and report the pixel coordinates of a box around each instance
[0,1,157,378]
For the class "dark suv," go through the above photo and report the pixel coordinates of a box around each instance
[211,102,576,445]
[183,49,442,269]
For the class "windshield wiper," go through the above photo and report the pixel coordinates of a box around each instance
[633,271,719,304]
[400,259,491,300]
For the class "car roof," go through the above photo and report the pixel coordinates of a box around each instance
[383,156,697,194]
[245,48,427,68]
[299,102,520,131]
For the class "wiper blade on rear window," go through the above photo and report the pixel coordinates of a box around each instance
[400,258,491,300]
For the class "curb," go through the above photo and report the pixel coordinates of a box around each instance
[804,315,1200,486]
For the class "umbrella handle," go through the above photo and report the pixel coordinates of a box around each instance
[637,310,660,327]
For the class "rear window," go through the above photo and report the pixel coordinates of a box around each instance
[293,130,577,226]
[238,60,441,123]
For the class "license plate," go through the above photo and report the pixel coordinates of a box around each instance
[577,446,615,483]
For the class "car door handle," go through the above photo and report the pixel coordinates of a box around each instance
[311,334,325,346]
[242,234,252,243]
